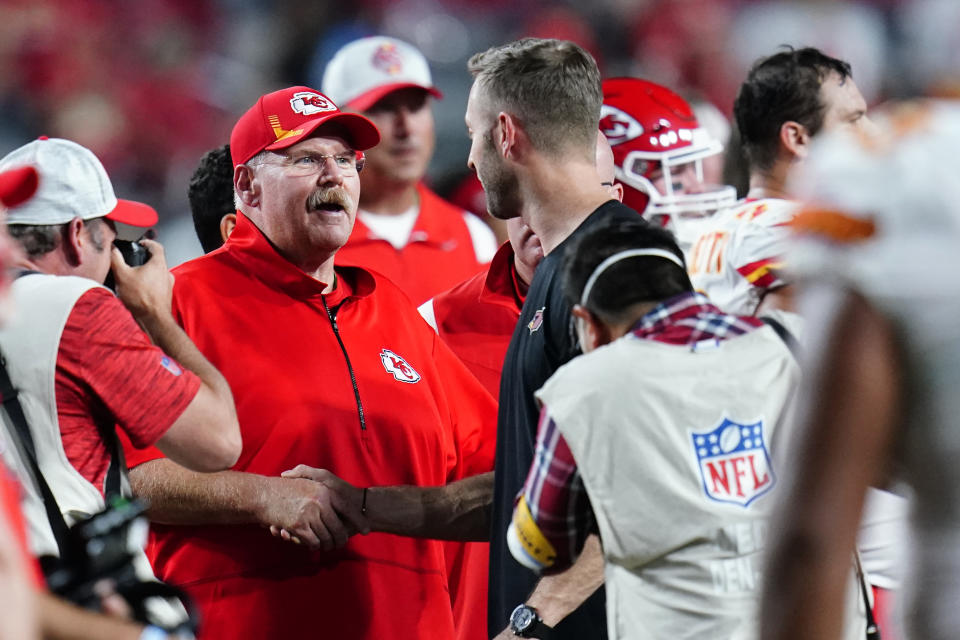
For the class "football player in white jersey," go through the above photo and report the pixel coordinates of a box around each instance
[687,47,874,316]
[600,78,736,251]
[762,100,960,640]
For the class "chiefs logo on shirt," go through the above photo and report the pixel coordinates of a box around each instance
[380,348,421,383]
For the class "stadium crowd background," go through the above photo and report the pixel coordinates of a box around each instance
[0,0,957,266]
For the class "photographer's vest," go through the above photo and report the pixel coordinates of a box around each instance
[536,327,867,640]
[0,273,115,557]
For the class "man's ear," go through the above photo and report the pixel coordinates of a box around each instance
[234,165,259,208]
[572,304,604,352]
[220,213,237,244]
[780,121,812,160]
[612,182,625,203]
[496,112,521,160]
[62,217,84,266]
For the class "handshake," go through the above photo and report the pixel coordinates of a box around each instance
[262,466,371,551]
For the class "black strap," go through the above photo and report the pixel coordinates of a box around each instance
[854,552,882,640]
[0,349,127,554]
[761,316,801,359]
[0,352,73,559]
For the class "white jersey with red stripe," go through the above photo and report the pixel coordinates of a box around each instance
[687,198,799,315]
[788,99,960,640]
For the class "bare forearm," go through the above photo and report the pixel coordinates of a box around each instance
[129,459,267,526]
[528,535,604,626]
[366,471,493,541]
[38,592,144,640]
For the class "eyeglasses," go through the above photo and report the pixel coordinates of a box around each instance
[260,150,365,175]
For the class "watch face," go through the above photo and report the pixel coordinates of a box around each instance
[511,605,535,632]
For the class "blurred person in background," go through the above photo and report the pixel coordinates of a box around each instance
[122,85,497,640]
[689,47,905,639]
[187,144,235,254]
[600,77,736,251]
[322,35,497,305]
[762,99,960,640]
[686,47,875,317]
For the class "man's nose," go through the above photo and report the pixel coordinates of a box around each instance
[317,158,346,186]
[676,164,703,194]
[393,107,412,138]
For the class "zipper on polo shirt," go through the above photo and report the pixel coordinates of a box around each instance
[322,297,367,432]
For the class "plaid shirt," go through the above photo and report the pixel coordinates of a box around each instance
[517,292,763,571]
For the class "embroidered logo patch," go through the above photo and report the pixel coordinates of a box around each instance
[527,307,546,334]
[289,91,337,116]
[160,355,183,376]
[380,349,421,383]
[372,43,404,75]
[692,418,774,507]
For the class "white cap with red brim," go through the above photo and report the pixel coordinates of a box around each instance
[0,137,157,227]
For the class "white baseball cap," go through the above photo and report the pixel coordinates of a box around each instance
[0,137,157,227]
[322,36,443,112]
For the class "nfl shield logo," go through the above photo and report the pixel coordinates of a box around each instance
[692,418,775,507]
[527,307,546,334]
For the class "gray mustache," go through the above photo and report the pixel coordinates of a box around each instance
[308,188,354,212]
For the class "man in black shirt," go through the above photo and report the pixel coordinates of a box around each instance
[279,38,643,639]
[462,40,644,639]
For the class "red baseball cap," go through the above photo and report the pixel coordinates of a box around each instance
[230,86,381,167]
[0,166,38,209]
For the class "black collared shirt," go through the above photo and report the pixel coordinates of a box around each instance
[488,200,644,638]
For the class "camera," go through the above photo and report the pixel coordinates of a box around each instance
[103,237,151,291]
[42,496,149,610]
[114,239,150,267]
[41,496,199,635]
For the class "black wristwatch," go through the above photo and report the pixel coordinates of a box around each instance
[509,604,554,638]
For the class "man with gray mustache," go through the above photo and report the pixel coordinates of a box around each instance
[121,86,498,640]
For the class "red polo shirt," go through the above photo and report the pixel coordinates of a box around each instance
[336,183,489,305]
[424,241,524,397]
[124,213,496,640]
[421,241,525,640]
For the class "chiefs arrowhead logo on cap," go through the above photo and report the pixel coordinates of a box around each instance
[600,105,644,146]
[372,43,404,76]
[289,91,337,116]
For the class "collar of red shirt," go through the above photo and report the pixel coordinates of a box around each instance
[350,183,464,249]
[629,291,763,345]
[223,211,377,303]
[478,241,526,313]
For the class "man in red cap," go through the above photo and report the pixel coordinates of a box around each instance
[122,86,497,640]
[322,36,497,305]
[0,150,239,640]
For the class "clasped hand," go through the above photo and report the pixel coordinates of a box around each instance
[262,466,369,552]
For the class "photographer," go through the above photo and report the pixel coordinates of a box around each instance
[0,138,241,629]
[0,162,201,640]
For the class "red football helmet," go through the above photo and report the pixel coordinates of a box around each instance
[600,78,735,243]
